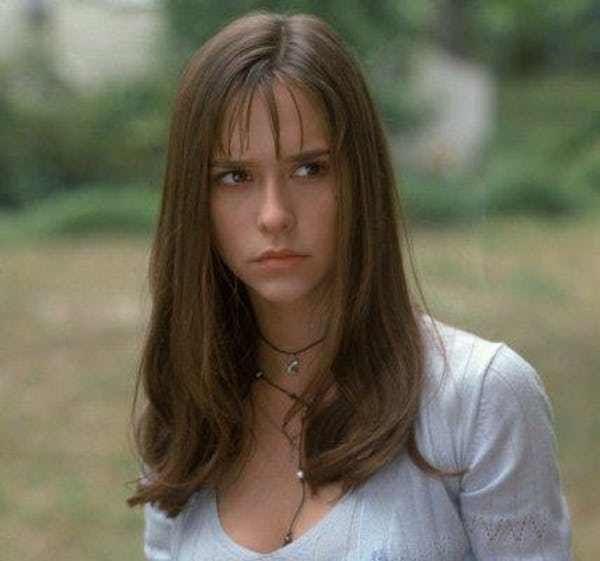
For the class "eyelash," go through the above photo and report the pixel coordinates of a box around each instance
[212,160,329,186]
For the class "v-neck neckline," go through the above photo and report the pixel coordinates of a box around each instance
[209,485,358,559]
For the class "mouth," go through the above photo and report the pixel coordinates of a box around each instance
[254,255,307,269]
[254,249,306,261]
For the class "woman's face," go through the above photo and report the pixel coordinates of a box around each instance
[209,83,337,308]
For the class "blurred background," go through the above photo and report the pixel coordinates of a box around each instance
[1,1,598,559]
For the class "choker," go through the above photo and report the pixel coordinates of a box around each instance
[257,330,326,375]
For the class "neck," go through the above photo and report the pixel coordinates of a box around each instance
[249,292,330,395]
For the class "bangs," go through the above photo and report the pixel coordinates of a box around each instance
[213,72,322,161]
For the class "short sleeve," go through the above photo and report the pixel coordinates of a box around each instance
[143,501,174,561]
[459,344,572,560]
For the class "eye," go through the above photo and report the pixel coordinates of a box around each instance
[294,160,329,178]
[214,168,251,186]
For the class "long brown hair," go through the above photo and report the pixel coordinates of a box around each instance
[126,10,451,518]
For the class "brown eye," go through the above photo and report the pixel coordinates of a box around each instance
[294,161,328,178]
[217,169,250,186]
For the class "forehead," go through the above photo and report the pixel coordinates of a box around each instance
[214,81,329,160]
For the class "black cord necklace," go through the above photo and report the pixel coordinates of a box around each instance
[253,329,326,546]
[253,369,308,546]
[257,330,326,375]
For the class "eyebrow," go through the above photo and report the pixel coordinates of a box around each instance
[210,148,330,168]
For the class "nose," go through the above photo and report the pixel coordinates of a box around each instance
[257,173,295,234]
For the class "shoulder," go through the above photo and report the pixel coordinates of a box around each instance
[415,314,554,472]
[418,313,548,412]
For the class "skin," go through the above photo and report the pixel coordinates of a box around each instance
[209,82,337,400]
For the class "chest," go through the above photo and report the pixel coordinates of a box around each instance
[216,439,346,555]
[175,464,471,561]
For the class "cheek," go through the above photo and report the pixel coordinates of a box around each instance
[313,194,337,242]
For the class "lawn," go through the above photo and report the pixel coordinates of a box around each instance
[1,208,598,560]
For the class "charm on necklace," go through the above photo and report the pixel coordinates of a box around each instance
[286,356,300,375]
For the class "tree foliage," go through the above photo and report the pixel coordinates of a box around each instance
[163,0,428,134]
[165,0,599,78]
[427,0,600,76]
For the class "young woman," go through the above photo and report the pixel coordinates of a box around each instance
[127,11,572,561]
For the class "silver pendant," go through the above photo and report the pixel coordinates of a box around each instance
[286,356,300,375]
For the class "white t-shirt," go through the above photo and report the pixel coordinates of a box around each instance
[142,316,572,560]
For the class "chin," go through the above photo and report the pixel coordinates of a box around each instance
[248,279,322,306]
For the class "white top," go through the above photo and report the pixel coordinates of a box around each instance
[141,316,572,560]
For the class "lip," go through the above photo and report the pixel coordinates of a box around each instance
[254,255,307,269]
[255,249,306,261]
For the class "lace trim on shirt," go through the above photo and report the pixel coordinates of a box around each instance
[464,511,548,544]
[370,512,548,561]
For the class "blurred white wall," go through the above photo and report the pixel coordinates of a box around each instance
[395,46,496,175]
[0,0,24,60]
[0,0,164,89]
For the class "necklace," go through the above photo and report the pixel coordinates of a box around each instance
[254,370,308,546]
[257,330,326,375]
[253,329,326,546]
